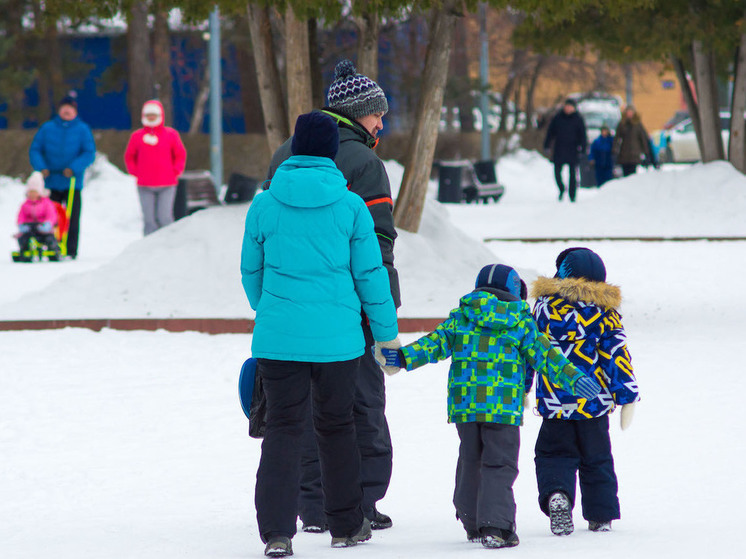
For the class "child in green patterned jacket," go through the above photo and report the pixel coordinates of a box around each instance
[375,264,601,549]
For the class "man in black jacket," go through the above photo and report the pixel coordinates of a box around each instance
[265,59,400,533]
[543,98,587,202]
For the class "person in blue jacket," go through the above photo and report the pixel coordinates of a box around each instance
[588,126,615,187]
[240,112,399,558]
[29,93,96,259]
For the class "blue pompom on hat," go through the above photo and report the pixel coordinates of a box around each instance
[555,247,606,282]
[291,112,340,160]
[326,59,388,119]
[475,264,527,300]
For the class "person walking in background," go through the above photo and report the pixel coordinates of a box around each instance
[29,92,96,259]
[241,112,399,557]
[613,105,653,176]
[529,247,640,537]
[588,126,615,186]
[265,59,400,534]
[543,98,587,202]
[124,100,187,235]
[375,264,602,549]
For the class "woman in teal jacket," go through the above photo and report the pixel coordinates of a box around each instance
[240,112,398,557]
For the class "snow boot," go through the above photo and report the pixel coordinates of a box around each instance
[481,528,520,549]
[264,536,292,557]
[548,492,574,536]
[367,507,392,530]
[589,520,612,532]
[331,518,372,548]
[301,522,328,534]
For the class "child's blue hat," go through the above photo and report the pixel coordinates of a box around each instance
[291,112,339,159]
[475,264,527,299]
[555,247,606,282]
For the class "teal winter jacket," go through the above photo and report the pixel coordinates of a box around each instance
[241,155,398,362]
[399,289,585,426]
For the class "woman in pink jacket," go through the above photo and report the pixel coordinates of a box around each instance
[124,100,187,235]
[16,171,60,258]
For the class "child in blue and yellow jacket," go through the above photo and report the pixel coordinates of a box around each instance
[376,264,601,549]
[530,247,639,537]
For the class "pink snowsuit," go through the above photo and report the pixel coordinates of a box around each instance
[17,196,58,226]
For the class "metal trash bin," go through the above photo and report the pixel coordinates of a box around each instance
[225,173,258,204]
[437,161,468,203]
[473,160,497,184]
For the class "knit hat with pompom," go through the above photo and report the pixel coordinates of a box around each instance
[326,59,388,119]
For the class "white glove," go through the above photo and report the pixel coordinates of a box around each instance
[523,393,530,409]
[620,402,636,430]
[374,337,402,376]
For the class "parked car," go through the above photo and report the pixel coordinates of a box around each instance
[575,94,623,144]
[658,111,731,163]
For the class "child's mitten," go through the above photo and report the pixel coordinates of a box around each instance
[575,376,602,400]
[374,337,402,376]
[18,224,31,234]
[620,402,636,430]
[38,221,53,234]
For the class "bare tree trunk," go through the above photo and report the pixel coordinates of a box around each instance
[127,1,154,125]
[354,8,379,81]
[498,49,525,132]
[308,18,324,109]
[525,55,546,128]
[453,13,474,133]
[692,40,724,161]
[671,54,702,152]
[235,14,265,134]
[393,3,461,233]
[189,63,209,136]
[32,1,63,120]
[285,6,312,134]
[247,2,289,153]
[729,24,746,172]
[152,5,173,124]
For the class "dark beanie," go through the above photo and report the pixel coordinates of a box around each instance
[475,264,527,300]
[291,112,340,160]
[59,92,78,109]
[564,97,577,108]
[555,247,606,282]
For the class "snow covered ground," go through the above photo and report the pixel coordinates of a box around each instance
[1,152,745,558]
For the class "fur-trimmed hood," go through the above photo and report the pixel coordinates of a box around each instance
[531,276,621,309]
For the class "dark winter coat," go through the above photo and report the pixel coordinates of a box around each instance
[29,116,96,191]
[544,111,588,164]
[398,287,587,426]
[267,109,401,308]
[613,115,652,165]
[530,277,640,420]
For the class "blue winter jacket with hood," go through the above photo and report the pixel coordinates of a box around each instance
[240,155,398,362]
[29,115,96,191]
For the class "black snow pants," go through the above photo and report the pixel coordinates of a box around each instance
[534,415,620,523]
[255,357,364,542]
[298,322,393,525]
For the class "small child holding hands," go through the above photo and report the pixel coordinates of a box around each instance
[375,264,601,549]
[530,247,639,536]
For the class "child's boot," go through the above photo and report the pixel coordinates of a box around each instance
[589,520,612,532]
[548,492,574,536]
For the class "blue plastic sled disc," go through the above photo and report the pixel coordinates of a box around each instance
[238,357,257,420]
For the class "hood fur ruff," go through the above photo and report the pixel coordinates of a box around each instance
[531,276,622,310]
